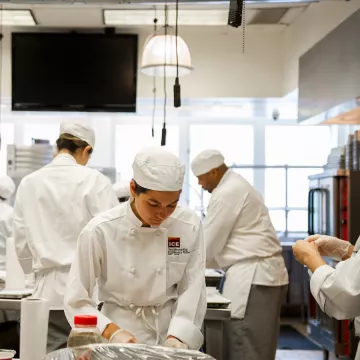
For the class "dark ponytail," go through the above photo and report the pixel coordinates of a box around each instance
[56,133,93,155]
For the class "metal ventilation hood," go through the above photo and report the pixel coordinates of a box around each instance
[298,7,360,126]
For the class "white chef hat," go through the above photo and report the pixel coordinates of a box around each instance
[0,176,15,200]
[59,120,95,149]
[113,181,131,199]
[191,149,225,177]
[132,147,185,191]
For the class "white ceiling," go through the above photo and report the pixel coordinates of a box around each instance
[1,2,308,28]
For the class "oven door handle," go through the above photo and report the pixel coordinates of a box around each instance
[308,188,315,235]
[308,188,326,235]
[321,188,331,235]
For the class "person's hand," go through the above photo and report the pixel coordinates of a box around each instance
[292,240,326,273]
[306,234,351,261]
[109,329,138,344]
[164,337,188,349]
[293,240,321,265]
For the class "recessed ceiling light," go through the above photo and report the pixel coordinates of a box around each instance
[0,10,36,26]
[104,9,228,26]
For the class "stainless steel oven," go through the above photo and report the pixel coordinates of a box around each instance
[307,171,360,358]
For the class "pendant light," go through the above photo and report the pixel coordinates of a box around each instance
[141,7,192,77]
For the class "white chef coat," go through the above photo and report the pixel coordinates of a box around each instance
[310,246,360,360]
[204,169,288,318]
[64,201,206,350]
[13,153,118,309]
[0,200,13,270]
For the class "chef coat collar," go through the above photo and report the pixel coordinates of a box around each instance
[126,201,161,228]
[52,153,78,165]
[126,201,143,227]
[213,168,231,193]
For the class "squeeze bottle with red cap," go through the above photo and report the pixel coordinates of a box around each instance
[67,315,103,348]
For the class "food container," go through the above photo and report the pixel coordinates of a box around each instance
[45,344,215,360]
[0,350,16,360]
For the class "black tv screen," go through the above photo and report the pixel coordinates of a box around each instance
[12,32,138,112]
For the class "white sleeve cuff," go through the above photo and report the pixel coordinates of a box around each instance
[310,264,334,312]
[167,317,203,350]
[97,313,113,335]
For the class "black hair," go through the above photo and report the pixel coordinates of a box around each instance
[133,180,149,195]
[56,133,93,155]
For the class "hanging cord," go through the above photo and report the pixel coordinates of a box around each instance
[242,1,246,54]
[173,0,181,108]
[0,6,3,151]
[176,0,179,78]
[151,11,158,138]
[161,5,168,146]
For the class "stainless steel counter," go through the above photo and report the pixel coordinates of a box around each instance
[0,298,21,311]
[0,294,231,359]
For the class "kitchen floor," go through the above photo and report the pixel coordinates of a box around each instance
[276,319,339,360]
[276,350,337,360]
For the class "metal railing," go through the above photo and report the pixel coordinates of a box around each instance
[192,164,324,237]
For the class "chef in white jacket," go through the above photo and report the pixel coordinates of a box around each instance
[191,149,289,360]
[293,235,360,359]
[64,147,206,350]
[0,176,16,271]
[13,120,118,352]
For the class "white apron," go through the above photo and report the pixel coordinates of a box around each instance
[222,260,258,319]
[100,226,178,345]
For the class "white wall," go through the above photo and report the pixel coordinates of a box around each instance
[282,0,360,94]
[1,25,284,100]
[137,27,284,98]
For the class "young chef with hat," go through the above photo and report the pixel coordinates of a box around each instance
[191,149,289,360]
[64,147,206,350]
[0,175,16,271]
[13,120,118,352]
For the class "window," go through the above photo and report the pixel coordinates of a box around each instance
[288,210,308,232]
[269,210,286,233]
[190,125,254,166]
[115,124,179,181]
[0,124,14,176]
[287,168,321,207]
[265,126,331,166]
[264,169,286,208]
[189,124,254,214]
[265,125,331,234]
[24,124,59,145]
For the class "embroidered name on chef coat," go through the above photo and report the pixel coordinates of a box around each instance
[168,237,190,256]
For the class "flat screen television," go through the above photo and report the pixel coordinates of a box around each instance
[12,32,138,112]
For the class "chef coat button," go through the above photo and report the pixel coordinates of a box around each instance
[129,229,135,236]
[156,268,162,274]
[156,230,161,236]
[129,267,136,275]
